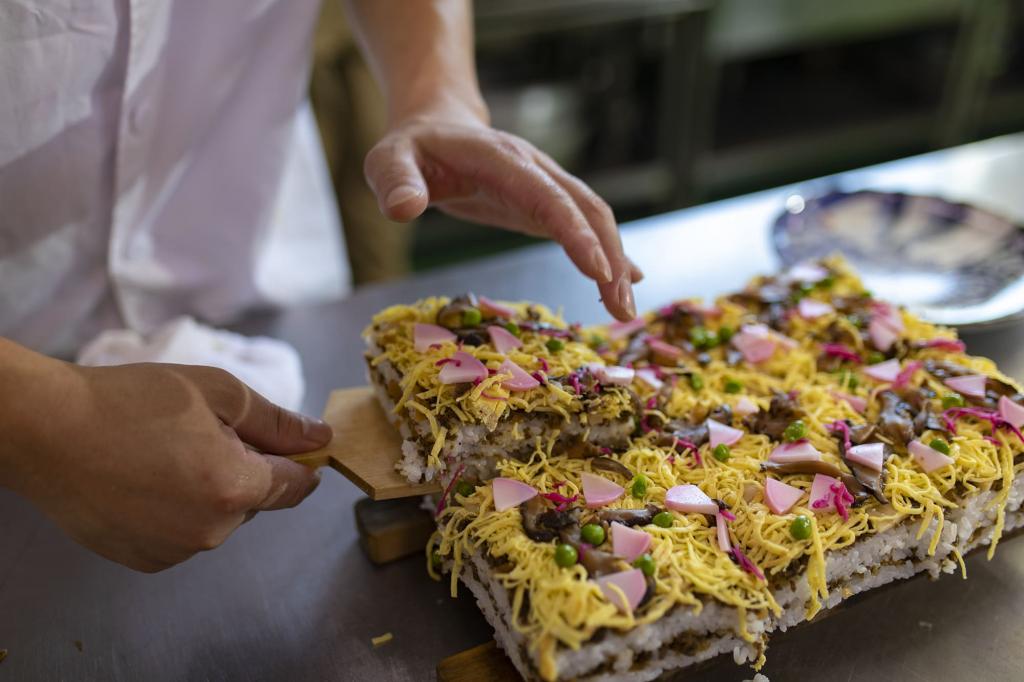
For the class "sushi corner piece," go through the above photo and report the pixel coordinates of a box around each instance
[364,293,640,484]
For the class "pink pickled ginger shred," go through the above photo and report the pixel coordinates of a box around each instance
[830,482,854,521]
[893,360,923,389]
[671,438,701,466]
[730,546,765,581]
[828,420,853,452]
[540,490,579,512]
[435,464,466,517]
[944,406,1024,443]
[920,338,966,352]
[820,343,863,364]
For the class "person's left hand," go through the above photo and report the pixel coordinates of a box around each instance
[363,112,643,321]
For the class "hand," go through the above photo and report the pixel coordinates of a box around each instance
[3,357,331,572]
[363,112,643,320]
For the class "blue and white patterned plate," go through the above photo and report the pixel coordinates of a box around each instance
[772,190,1024,330]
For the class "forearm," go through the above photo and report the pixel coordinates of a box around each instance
[343,0,488,125]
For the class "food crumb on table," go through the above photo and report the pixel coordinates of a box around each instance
[0,649,7,663]
[74,640,84,652]
[371,633,393,647]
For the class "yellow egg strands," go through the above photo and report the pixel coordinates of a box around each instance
[433,449,775,680]
[365,298,633,471]
[428,258,1023,679]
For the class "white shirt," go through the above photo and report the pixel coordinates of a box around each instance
[0,0,350,358]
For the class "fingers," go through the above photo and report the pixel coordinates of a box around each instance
[250,451,322,511]
[533,151,640,320]
[364,136,430,222]
[376,122,637,305]
[404,126,614,284]
[186,366,333,455]
[198,440,318,531]
[471,138,615,284]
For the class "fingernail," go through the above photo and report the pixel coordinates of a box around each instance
[385,184,424,209]
[301,416,333,446]
[617,275,637,319]
[590,250,613,283]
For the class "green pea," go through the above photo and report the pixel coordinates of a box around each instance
[790,282,814,302]
[930,439,951,455]
[462,308,482,326]
[817,274,836,289]
[718,326,735,343]
[689,326,710,349]
[942,393,966,409]
[724,378,743,394]
[789,515,812,540]
[454,480,475,498]
[867,351,886,365]
[847,314,865,329]
[633,553,656,577]
[504,322,521,337]
[704,330,720,349]
[589,333,604,347]
[431,550,442,569]
[861,290,874,299]
[713,444,731,461]
[546,338,565,353]
[839,370,859,390]
[581,523,606,546]
[689,373,704,391]
[631,475,648,499]
[554,543,578,568]
[653,511,673,528]
[783,420,807,442]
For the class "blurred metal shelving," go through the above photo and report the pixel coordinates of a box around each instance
[688,0,1024,201]
[412,0,1024,271]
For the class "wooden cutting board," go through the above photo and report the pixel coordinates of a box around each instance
[287,387,440,500]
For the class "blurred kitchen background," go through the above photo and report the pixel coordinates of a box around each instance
[311,0,1024,286]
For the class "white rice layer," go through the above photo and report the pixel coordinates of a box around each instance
[368,355,633,484]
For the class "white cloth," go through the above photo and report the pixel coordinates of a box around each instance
[78,317,305,411]
[0,0,350,359]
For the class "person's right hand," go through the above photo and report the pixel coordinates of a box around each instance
[2,353,330,573]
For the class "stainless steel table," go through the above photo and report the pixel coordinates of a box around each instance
[3,134,1024,681]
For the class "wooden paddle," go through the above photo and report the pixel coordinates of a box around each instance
[287,387,440,500]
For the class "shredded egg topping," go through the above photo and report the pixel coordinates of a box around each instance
[365,298,634,472]
[422,260,1022,680]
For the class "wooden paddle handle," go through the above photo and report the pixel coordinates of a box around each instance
[281,387,442,500]
[287,449,332,469]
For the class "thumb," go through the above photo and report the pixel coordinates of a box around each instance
[233,391,333,455]
[190,366,333,455]
[364,137,429,222]
[251,451,322,511]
